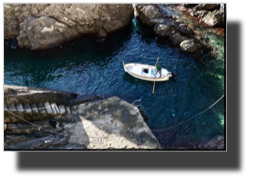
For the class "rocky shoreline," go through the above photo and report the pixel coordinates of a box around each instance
[134,4,204,53]
[134,4,225,54]
[4,4,134,50]
[4,4,225,52]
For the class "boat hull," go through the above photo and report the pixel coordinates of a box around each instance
[123,63,171,82]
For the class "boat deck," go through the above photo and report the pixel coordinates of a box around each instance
[123,63,171,82]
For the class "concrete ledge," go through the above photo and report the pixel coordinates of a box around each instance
[4,85,78,106]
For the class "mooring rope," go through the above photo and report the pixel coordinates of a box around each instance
[152,94,225,132]
[132,99,141,107]
[5,109,65,137]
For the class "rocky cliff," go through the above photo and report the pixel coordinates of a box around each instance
[135,4,203,53]
[4,4,134,50]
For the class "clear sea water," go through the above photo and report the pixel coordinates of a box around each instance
[4,13,225,149]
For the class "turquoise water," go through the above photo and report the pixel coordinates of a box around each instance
[4,17,225,149]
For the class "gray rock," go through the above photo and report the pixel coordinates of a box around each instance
[136,5,162,26]
[174,21,194,35]
[153,24,173,37]
[5,4,134,49]
[179,39,202,53]
[148,18,169,27]
[169,32,188,45]
[202,10,224,27]
[190,10,210,18]
[193,4,219,11]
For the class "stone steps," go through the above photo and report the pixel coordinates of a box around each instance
[4,101,81,123]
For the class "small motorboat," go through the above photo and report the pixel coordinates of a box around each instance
[123,62,177,82]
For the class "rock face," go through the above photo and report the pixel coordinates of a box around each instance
[136,4,203,53]
[190,10,209,18]
[4,4,134,49]
[194,4,219,11]
[189,4,225,27]
[17,16,80,50]
[201,10,225,27]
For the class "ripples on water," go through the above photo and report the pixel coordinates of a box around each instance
[4,17,225,149]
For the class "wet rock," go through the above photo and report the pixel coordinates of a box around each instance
[136,5,162,26]
[153,24,174,37]
[133,4,139,17]
[179,39,202,53]
[169,31,188,45]
[5,4,134,49]
[174,21,194,35]
[148,18,169,26]
[162,14,174,19]
[97,28,108,38]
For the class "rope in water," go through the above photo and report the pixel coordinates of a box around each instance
[151,94,225,132]
[132,99,141,107]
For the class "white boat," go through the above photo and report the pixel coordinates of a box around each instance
[123,62,175,82]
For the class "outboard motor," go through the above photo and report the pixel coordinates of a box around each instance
[172,71,178,77]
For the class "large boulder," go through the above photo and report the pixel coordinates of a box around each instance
[17,16,80,50]
[169,31,188,45]
[153,24,175,37]
[148,18,175,27]
[136,5,162,26]
[174,21,194,35]
[179,39,202,53]
[202,10,224,27]
[4,4,134,49]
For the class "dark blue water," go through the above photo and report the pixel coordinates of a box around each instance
[4,17,225,149]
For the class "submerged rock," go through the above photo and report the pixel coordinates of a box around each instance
[4,4,134,49]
